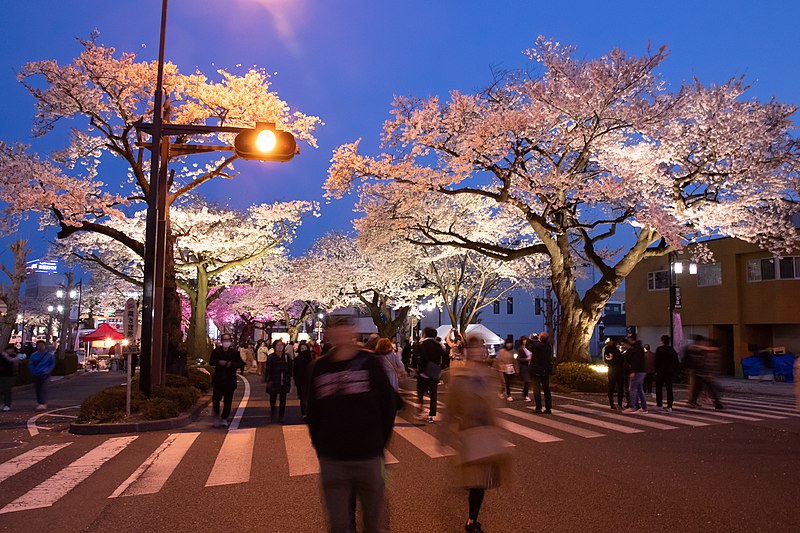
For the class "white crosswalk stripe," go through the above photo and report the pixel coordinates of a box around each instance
[110,432,199,498]
[723,398,800,416]
[0,436,137,514]
[393,416,456,458]
[559,405,681,430]
[0,443,72,485]
[496,418,563,443]
[498,407,605,438]
[205,428,256,487]
[671,407,762,422]
[547,409,644,434]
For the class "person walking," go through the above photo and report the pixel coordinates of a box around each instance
[624,332,648,413]
[306,315,396,533]
[266,339,292,423]
[416,326,445,423]
[530,332,553,414]
[446,329,466,369]
[441,334,510,533]
[29,340,55,410]
[603,337,625,409]
[494,338,516,401]
[293,339,313,419]
[643,343,656,394]
[517,336,533,402]
[685,335,724,409]
[256,339,269,378]
[376,338,406,393]
[1,344,19,411]
[654,335,678,412]
[210,333,243,427]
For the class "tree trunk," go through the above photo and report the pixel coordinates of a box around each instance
[186,265,211,362]
[0,240,29,347]
[164,234,187,376]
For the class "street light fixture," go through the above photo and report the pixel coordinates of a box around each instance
[668,252,697,348]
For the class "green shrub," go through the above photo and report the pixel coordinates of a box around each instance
[78,386,143,423]
[553,362,608,393]
[187,367,211,393]
[53,353,79,376]
[152,385,198,411]
[164,374,189,388]
[141,397,181,420]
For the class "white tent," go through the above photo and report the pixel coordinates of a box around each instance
[435,324,504,345]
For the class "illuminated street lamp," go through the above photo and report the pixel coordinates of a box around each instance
[668,252,698,348]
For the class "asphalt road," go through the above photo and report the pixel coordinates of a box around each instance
[1,372,798,533]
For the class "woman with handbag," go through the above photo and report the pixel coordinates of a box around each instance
[442,335,510,533]
[494,339,516,401]
[265,339,292,423]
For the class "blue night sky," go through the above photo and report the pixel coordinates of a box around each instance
[0,0,798,263]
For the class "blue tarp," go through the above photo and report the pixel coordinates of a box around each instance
[741,354,796,383]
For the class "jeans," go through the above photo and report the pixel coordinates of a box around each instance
[532,374,551,411]
[212,382,235,420]
[607,367,624,407]
[269,390,287,420]
[0,376,14,407]
[416,377,438,416]
[655,373,674,408]
[33,374,50,405]
[319,456,387,533]
[629,372,647,410]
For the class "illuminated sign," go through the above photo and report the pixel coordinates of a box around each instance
[26,260,59,274]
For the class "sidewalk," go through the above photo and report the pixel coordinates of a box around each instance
[717,376,796,398]
[10,370,127,412]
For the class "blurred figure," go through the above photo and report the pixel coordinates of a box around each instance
[654,335,679,412]
[603,337,624,409]
[266,339,292,423]
[494,338,516,401]
[401,338,415,372]
[416,327,445,423]
[1,344,18,411]
[306,316,396,533]
[530,332,553,414]
[517,336,532,402]
[293,339,313,419]
[29,340,55,410]
[685,335,724,410]
[210,333,244,427]
[624,332,648,413]
[446,328,466,368]
[376,338,406,393]
[441,334,510,533]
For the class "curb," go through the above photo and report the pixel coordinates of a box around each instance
[69,394,211,435]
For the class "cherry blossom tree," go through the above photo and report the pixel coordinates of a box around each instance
[0,34,320,372]
[327,38,800,361]
[0,240,30,347]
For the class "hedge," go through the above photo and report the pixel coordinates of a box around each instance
[552,362,608,393]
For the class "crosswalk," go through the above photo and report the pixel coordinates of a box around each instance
[0,394,795,514]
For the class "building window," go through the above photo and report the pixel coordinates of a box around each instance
[696,263,722,287]
[779,257,800,279]
[506,297,514,315]
[647,270,669,291]
[493,301,500,314]
[746,257,800,281]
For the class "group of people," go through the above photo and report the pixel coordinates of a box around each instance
[604,332,724,413]
[0,340,55,411]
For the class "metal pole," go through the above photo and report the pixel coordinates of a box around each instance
[126,350,132,416]
[139,0,169,398]
[668,252,674,347]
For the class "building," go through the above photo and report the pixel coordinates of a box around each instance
[626,237,800,377]
[24,259,62,299]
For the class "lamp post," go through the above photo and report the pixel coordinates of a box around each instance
[136,0,299,398]
[668,252,697,349]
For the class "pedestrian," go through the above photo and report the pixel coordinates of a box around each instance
[375,338,406,393]
[685,335,724,410]
[306,315,396,533]
[401,339,415,372]
[618,338,632,408]
[239,341,255,374]
[1,344,19,411]
[256,339,269,378]
[603,337,624,409]
[654,335,679,412]
[210,333,243,427]
[29,340,55,410]
[266,339,292,423]
[643,343,656,394]
[517,336,532,402]
[441,334,511,533]
[530,332,553,414]
[416,326,445,423]
[494,338,516,402]
[293,339,313,419]
[624,332,648,413]
[446,329,466,368]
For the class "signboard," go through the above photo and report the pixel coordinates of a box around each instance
[26,259,58,274]
[123,298,140,342]
[671,286,682,309]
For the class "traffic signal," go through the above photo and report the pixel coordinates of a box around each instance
[234,122,297,162]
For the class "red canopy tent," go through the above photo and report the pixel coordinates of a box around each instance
[82,323,125,342]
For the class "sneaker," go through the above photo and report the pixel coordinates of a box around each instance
[623,407,638,413]
[427,416,435,423]
[221,418,229,427]
[609,405,616,410]
[506,396,513,402]
[36,404,47,411]
[524,396,532,402]
[641,409,649,414]
[543,409,552,415]
[667,407,672,413]
[2,405,10,411]
[465,521,484,533]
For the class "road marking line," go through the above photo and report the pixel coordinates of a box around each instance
[0,436,137,514]
[205,428,256,487]
[0,443,72,485]
[110,432,200,498]
[547,410,644,434]
[228,374,251,431]
[671,408,761,422]
[393,418,456,458]
[26,405,81,437]
[722,398,800,417]
[725,397,795,409]
[721,407,787,420]
[580,400,729,425]
[498,407,605,438]
[384,450,399,465]
[559,405,681,430]
[283,426,320,477]
[496,418,562,443]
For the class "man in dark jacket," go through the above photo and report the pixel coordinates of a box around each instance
[603,337,625,409]
[307,315,395,533]
[654,335,679,412]
[625,332,648,413]
[416,327,445,423]
[210,333,244,427]
[530,332,553,414]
